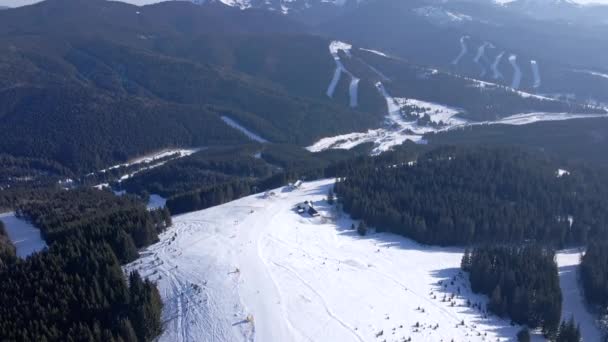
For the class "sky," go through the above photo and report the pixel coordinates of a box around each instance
[0,0,171,7]
[2,0,608,7]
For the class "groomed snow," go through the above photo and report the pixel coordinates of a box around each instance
[126,179,545,342]
[556,250,603,342]
[452,36,470,65]
[473,42,493,77]
[221,116,269,143]
[508,54,522,89]
[0,212,46,258]
[531,60,541,89]
[491,51,505,79]
[326,41,360,108]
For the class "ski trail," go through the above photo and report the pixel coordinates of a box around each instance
[508,54,522,89]
[473,42,493,77]
[272,261,366,342]
[452,36,470,65]
[491,51,505,80]
[349,77,360,108]
[375,82,403,127]
[530,60,541,89]
[326,59,344,98]
[326,41,360,108]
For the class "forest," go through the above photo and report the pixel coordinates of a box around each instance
[334,146,608,246]
[581,241,608,310]
[462,246,562,336]
[0,188,167,341]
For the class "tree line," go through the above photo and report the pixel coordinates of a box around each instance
[0,188,168,341]
[334,146,608,246]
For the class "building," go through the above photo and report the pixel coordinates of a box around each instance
[295,201,319,217]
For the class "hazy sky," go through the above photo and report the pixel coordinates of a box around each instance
[2,0,608,7]
[0,0,171,7]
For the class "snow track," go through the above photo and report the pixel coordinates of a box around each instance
[349,77,360,107]
[556,250,602,342]
[491,51,505,79]
[473,42,493,77]
[128,180,547,342]
[221,116,268,143]
[531,60,541,89]
[452,36,469,65]
[508,54,522,89]
[326,41,360,108]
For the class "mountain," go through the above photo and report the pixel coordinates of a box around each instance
[0,0,385,172]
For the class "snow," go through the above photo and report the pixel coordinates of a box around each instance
[98,148,200,174]
[359,48,390,58]
[126,179,542,342]
[452,36,470,65]
[556,168,570,177]
[491,51,505,79]
[221,116,269,143]
[326,41,360,108]
[573,69,608,80]
[413,6,473,25]
[349,77,360,108]
[309,83,460,154]
[147,194,167,211]
[531,60,541,89]
[556,250,603,342]
[508,54,522,89]
[473,42,493,77]
[0,212,46,258]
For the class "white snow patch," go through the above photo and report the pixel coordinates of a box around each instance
[414,6,473,25]
[452,36,470,65]
[508,54,522,89]
[531,60,541,89]
[359,48,390,58]
[573,69,608,80]
[309,84,466,154]
[556,168,570,177]
[0,212,46,258]
[126,179,542,342]
[147,194,167,211]
[98,148,200,174]
[556,250,603,342]
[221,116,268,143]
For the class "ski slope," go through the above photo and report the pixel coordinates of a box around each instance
[508,54,522,89]
[0,212,46,258]
[452,36,470,65]
[327,41,360,108]
[221,116,268,143]
[127,180,548,342]
[556,250,603,342]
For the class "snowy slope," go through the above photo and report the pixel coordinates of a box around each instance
[127,180,548,342]
[0,212,46,258]
[556,250,603,342]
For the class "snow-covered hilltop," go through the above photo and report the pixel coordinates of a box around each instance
[127,179,552,342]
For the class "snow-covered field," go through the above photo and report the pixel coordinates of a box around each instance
[127,179,547,342]
[221,116,268,143]
[556,250,603,342]
[0,212,46,258]
[147,194,167,210]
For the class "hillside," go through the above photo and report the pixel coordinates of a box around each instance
[0,0,383,172]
